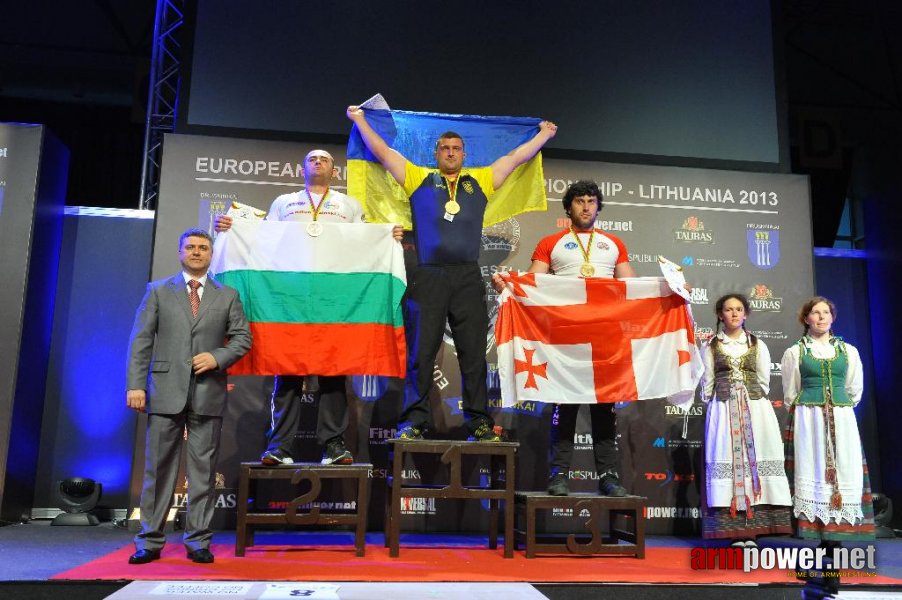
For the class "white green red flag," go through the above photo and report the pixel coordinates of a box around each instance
[495,272,702,405]
[210,219,406,377]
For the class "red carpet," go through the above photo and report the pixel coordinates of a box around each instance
[51,543,902,585]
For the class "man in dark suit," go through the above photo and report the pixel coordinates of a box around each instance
[126,228,251,564]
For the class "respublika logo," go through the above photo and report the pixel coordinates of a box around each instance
[628,253,659,264]
[690,545,877,576]
[747,224,781,270]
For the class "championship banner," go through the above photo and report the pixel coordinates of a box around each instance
[496,272,703,406]
[210,219,407,377]
[347,98,547,228]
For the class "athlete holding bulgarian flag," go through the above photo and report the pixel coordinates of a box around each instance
[214,149,403,468]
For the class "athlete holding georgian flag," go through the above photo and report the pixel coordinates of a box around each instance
[493,180,635,497]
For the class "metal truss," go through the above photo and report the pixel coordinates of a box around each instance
[138,0,185,210]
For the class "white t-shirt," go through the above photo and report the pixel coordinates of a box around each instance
[531,228,629,278]
[266,189,364,223]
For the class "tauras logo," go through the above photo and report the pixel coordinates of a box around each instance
[174,491,236,509]
[748,284,783,312]
[674,216,715,243]
[665,404,703,416]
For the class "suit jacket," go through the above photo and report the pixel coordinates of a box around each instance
[127,273,252,416]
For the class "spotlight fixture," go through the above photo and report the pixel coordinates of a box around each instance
[51,477,102,526]
[873,493,896,538]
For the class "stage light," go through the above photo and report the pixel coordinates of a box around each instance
[51,477,102,526]
[873,493,896,538]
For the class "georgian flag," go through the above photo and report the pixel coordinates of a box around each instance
[496,272,703,405]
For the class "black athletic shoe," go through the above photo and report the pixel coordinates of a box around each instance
[469,422,501,442]
[260,449,294,465]
[321,438,354,465]
[547,473,570,496]
[599,477,628,497]
[397,424,425,440]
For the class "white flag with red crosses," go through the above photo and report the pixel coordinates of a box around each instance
[496,272,703,406]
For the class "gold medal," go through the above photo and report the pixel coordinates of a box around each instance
[580,262,596,277]
[444,200,461,215]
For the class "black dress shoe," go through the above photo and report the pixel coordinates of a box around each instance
[186,548,215,563]
[128,549,161,564]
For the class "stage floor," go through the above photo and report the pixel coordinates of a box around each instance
[2,521,901,599]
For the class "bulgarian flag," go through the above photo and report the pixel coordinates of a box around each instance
[347,95,547,228]
[210,219,406,377]
[496,272,703,406]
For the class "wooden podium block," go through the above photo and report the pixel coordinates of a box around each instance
[385,439,519,558]
[235,462,371,557]
[514,491,646,558]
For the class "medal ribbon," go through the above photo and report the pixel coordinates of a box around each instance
[306,188,329,222]
[443,174,460,205]
[570,227,596,264]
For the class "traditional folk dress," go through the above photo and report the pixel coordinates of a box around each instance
[700,332,792,539]
[781,336,875,541]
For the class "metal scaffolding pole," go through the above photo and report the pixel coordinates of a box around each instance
[138,0,184,210]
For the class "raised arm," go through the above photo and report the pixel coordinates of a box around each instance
[490,120,557,189]
[347,106,408,186]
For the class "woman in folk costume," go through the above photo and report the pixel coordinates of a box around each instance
[781,296,874,545]
[700,294,792,547]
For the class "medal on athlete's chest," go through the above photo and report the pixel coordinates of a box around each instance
[306,221,323,237]
[306,188,328,236]
[442,174,461,222]
[571,227,597,277]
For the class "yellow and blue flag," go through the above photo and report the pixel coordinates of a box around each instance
[347,109,548,228]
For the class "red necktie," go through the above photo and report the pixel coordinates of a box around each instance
[188,280,202,318]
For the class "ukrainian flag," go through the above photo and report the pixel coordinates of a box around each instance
[347,109,548,229]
